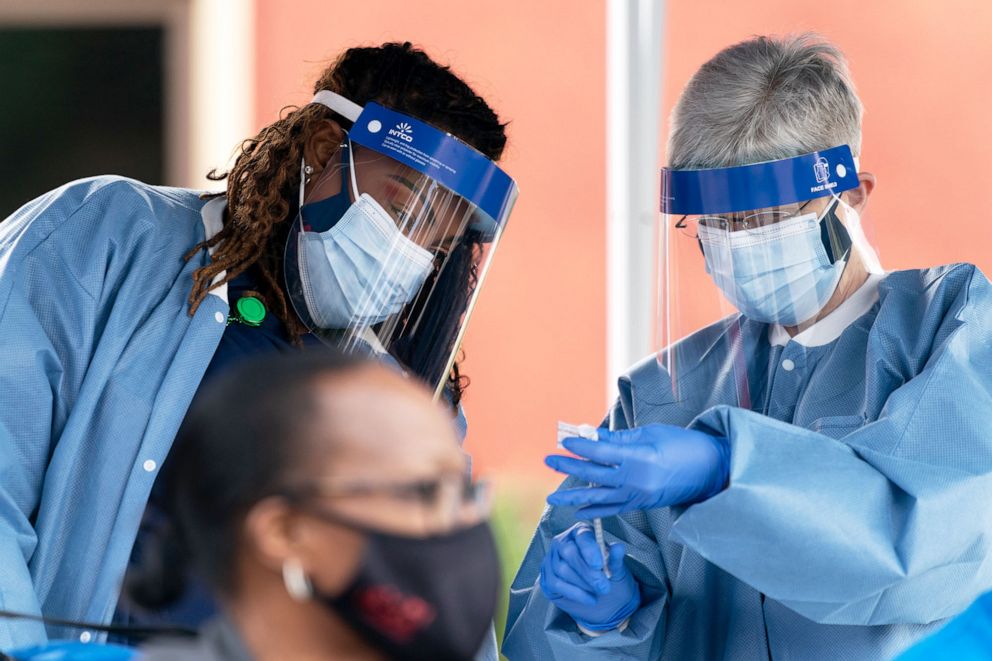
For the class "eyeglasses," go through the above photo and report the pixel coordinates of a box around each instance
[279,474,490,534]
[674,199,817,238]
[282,473,489,509]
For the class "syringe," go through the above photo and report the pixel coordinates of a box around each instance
[557,421,611,577]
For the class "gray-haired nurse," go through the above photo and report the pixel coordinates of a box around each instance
[504,34,992,660]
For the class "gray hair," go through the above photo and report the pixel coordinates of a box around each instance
[668,34,863,170]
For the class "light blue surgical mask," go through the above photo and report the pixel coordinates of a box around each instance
[698,201,847,326]
[298,193,435,329]
[296,144,435,329]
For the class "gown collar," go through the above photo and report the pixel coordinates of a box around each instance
[200,196,229,304]
[769,272,886,348]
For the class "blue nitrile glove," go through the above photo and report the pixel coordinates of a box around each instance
[545,424,730,518]
[539,522,641,633]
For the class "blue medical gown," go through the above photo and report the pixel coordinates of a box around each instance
[504,265,992,660]
[0,177,230,649]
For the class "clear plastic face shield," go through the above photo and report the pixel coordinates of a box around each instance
[658,145,881,407]
[285,91,518,398]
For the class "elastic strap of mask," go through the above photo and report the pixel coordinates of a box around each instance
[348,137,361,201]
[830,153,860,262]
[308,90,361,211]
[820,197,853,264]
[299,156,307,209]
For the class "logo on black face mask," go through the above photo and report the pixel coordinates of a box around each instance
[354,584,436,642]
[388,122,414,143]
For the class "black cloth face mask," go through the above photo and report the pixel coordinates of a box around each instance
[307,513,501,661]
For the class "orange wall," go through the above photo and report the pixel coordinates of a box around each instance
[254,1,992,487]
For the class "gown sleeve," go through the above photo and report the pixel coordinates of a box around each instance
[0,181,124,647]
[673,265,992,625]
[0,281,60,648]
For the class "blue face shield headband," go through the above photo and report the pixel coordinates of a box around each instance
[660,145,860,216]
[661,146,862,326]
[312,90,517,241]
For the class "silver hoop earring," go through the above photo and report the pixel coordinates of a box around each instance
[303,164,314,185]
[282,558,314,602]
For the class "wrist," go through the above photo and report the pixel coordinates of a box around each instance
[577,617,631,637]
[573,585,641,633]
[699,434,730,500]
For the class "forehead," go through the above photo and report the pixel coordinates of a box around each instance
[352,144,419,175]
[307,370,464,479]
[353,145,474,214]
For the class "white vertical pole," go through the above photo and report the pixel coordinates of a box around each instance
[606,0,665,404]
[187,0,256,190]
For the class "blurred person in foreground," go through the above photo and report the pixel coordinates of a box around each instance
[10,350,500,660]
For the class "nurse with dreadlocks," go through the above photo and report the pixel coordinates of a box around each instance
[0,41,516,654]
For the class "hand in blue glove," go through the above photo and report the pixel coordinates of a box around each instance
[545,424,730,518]
[539,522,640,633]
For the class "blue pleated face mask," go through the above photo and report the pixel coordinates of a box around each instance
[298,194,435,329]
[296,145,435,330]
[698,200,848,326]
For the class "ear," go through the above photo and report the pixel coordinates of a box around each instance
[843,172,876,213]
[243,496,303,573]
[303,119,346,175]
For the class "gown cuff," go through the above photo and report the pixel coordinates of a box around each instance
[577,617,630,637]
